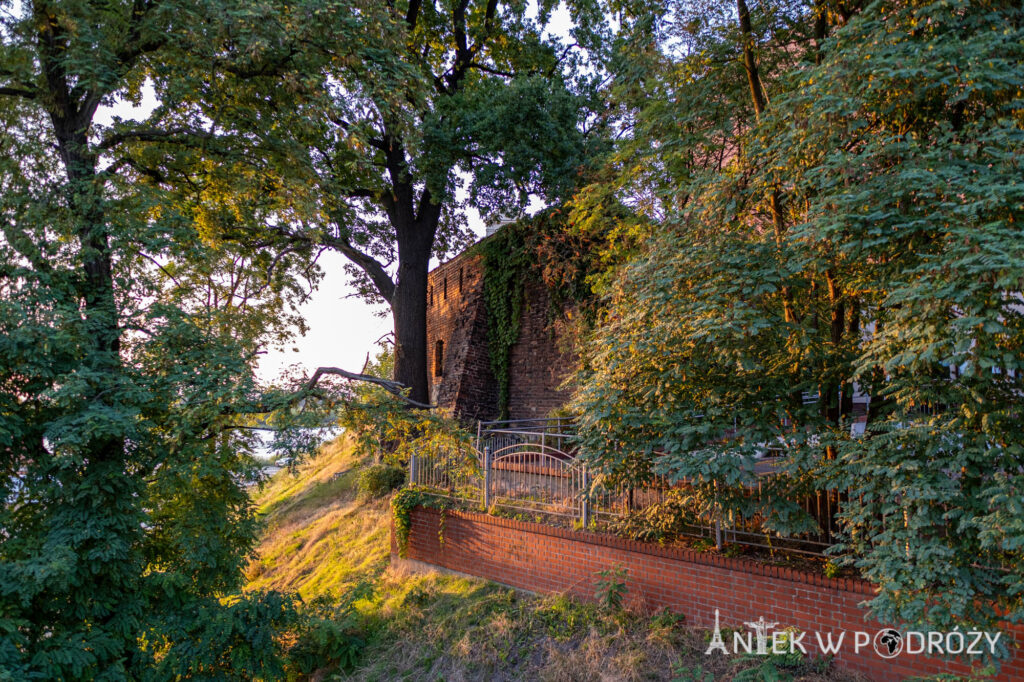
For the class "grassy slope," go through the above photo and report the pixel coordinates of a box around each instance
[247,437,866,682]
[246,436,390,599]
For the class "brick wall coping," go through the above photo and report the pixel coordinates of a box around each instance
[413,506,876,597]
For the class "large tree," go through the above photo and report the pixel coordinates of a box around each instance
[0,0,353,675]
[575,0,1024,648]
[190,0,602,404]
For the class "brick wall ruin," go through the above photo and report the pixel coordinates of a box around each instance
[426,241,576,422]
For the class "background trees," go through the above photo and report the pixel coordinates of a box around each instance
[574,0,1024,640]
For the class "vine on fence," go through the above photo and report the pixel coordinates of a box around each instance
[391,488,454,558]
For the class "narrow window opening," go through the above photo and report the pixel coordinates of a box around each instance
[459,267,464,293]
[429,285,434,306]
[443,276,448,300]
[434,339,444,377]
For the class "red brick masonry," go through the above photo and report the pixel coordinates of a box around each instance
[392,507,1023,681]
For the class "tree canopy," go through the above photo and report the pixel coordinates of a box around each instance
[574,0,1024,646]
[0,0,346,676]
[170,0,606,404]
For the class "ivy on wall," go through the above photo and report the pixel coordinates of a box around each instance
[474,209,605,418]
[476,224,532,418]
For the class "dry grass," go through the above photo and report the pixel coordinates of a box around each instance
[347,571,868,682]
[246,436,868,682]
[245,436,390,600]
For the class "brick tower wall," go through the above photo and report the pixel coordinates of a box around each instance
[426,253,499,421]
[425,244,576,422]
[505,278,576,420]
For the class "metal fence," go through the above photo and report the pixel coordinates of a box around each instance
[407,419,841,557]
[474,417,578,457]
[409,421,591,522]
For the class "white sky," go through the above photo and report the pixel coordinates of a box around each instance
[254,216,490,383]
[93,2,574,384]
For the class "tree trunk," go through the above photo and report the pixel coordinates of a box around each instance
[391,218,436,406]
[737,0,767,118]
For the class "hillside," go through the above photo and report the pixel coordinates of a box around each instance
[246,437,867,681]
[246,437,390,599]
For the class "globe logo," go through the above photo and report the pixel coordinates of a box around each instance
[873,629,904,658]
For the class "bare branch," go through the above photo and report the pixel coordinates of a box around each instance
[304,366,433,408]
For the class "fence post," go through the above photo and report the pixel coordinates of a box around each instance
[409,451,417,486]
[713,483,723,550]
[580,464,591,529]
[482,446,491,511]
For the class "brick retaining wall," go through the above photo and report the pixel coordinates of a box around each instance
[392,506,1023,681]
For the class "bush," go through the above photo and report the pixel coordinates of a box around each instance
[357,464,406,499]
[285,588,370,675]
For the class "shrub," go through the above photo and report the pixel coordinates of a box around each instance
[285,588,370,675]
[357,464,406,499]
[594,565,628,611]
[605,491,699,544]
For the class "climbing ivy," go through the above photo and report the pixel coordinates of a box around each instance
[390,488,455,558]
[477,223,534,418]
[391,488,427,558]
[475,209,606,418]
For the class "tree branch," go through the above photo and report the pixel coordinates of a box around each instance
[98,126,213,150]
[261,223,397,305]
[406,0,422,29]
[414,186,441,228]
[345,188,380,200]
[304,366,433,408]
[468,62,514,78]
[322,232,397,303]
[446,0,473,90]
[474,0,500,50]
[0,86,36,99]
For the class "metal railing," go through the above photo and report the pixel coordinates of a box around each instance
[408,440,483,503]
[409,436,592,524]
[407,419,841,557]
[475,417,578,458]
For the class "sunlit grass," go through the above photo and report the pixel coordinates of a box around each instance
[245,435,390,599]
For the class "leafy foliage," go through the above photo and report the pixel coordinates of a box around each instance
[573,0,1024,650]
[0,1,343,676]
[285,588,371,675]
[391,488,436,558]
[357,464,407,500]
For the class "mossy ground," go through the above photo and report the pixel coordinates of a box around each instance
[246,437,867,681]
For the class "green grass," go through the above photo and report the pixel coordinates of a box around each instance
[246,436,390,599]
[246,437,868,681]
